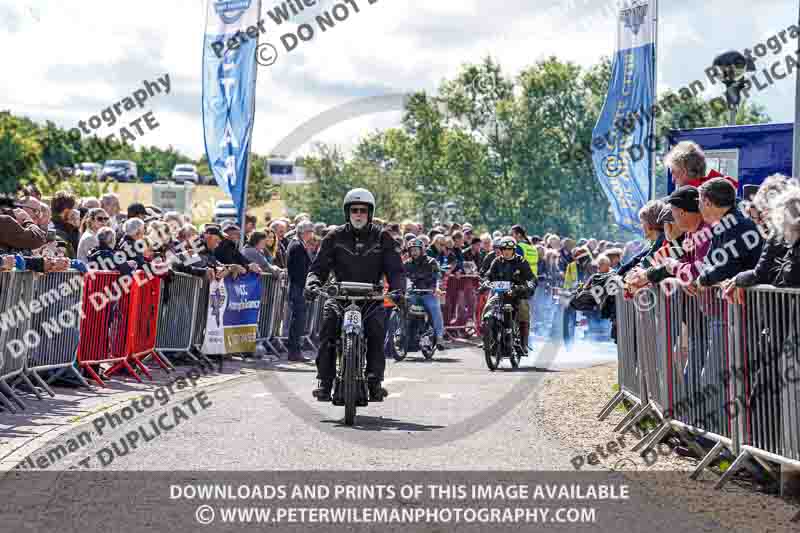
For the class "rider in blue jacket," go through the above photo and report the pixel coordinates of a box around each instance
[404,239,446,350]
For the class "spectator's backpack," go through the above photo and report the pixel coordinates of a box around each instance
[569,272,616,313]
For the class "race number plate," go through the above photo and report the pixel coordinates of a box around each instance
[491,281,511,291]
[343,310,362,328]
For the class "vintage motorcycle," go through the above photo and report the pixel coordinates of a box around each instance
[388,287,438,361]
[311,281,401,426]
[481,281,525,371]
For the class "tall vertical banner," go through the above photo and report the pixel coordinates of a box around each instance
[202,0,261,225]
[591,0,655,233]
[202,273,262,354]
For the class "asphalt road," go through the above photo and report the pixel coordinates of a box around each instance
[43,337,617,471]
[7,339,730,532]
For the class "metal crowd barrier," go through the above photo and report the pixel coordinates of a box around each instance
[274,275,290,353]
[0,271,35,411]
[606,282,800,493]
[254,272,325,356]
[155,272,204,366]
[598,291,644,422]
[303,294,325,351]
[25,270,88,397]
[716,285,800,493]
[256,272,289,354]
[190,278,213,365]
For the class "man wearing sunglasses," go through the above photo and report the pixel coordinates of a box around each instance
[305,188,406,402]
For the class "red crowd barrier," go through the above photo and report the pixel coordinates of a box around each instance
[104,273,168,380]
[76,271,166,386]
[474,291,489,335]
[442,275,480,335]
[77,272,132,386]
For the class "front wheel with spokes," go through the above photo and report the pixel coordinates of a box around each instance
[483,319,502,371]
[420,327,437,360]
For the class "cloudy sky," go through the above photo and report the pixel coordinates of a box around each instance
[1,0,798,161]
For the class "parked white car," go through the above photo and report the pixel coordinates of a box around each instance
[101,160,137,182]
[74,162,102,179]
[171,164,199,184]
[213,200,238,225]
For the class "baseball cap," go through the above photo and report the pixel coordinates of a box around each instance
[204,225,224,238]
[127,203,148,218]
[221,220,240,233]
[743,184,759,202]
[667,186,700,212]
[657,205,674,224]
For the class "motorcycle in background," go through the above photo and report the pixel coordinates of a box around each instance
[481,281,523,371]
[387,288,438,361]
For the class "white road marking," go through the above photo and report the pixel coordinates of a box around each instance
[252,393,271,398]
[438,393,455,400]
[383,377,424,384]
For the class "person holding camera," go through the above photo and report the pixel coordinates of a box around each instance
[0,198,48,254]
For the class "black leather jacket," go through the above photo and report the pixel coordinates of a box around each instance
[485,255,536,298]
[404,255,440,290]
[306,223,405,291]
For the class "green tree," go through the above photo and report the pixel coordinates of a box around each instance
[0,112,43,194]
[282,142,415,224]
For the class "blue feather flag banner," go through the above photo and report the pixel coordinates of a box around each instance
[591,0,655,233]
[202,0,261,225]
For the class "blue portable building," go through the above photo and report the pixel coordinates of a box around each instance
[666,123,793,195]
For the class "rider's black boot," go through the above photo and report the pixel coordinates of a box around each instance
[434,335,446,352]
[518,322,530,356]
[313,380,333,402]
[367,380,388,402]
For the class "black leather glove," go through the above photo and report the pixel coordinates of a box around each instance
[304,283,320,302]
[390,291,405,308]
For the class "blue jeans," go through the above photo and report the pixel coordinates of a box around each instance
[410,293,444,338]
[287,284,307,354]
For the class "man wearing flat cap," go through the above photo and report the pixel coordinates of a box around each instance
[190,225,243,279]
[214,221,261,273]
[658,186,713,289]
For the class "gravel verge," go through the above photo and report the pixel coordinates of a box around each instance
[535,362,800,533]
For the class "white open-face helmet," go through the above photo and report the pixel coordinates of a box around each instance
[343,188,375,224]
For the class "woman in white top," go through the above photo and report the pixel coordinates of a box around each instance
[77,208,110,262]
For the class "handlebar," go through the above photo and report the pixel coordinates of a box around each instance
[310,282,404,302]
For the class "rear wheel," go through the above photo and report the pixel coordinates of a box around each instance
[342,333,360,426]
[388,311,407,361]
[510,322,521,369]
[420,328,437,360]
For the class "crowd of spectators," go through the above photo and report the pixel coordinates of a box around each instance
[3,138,796,358]
[0,183,648,354]
[613,140,800,303]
